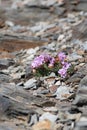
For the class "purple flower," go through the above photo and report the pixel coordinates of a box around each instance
[58,52,66,61]
[58,68,67,78]
[48,57,55,66]
[31,55,45,68]
[31,54,53,69]
[58,62,71,78]
[43,54,51,62]
[62,62,71,70]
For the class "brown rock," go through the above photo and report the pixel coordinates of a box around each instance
[49,85,58,94]
[0,19,5,28]
[0,52,15,59]
[0,32,48,52]
[77,50,85,56]
[32,119,52,130]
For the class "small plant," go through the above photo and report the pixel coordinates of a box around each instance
[31,52,73,78]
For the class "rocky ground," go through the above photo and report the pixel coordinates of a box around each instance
[0,0,87,130]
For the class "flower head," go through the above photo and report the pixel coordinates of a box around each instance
[31,54,53,69]
[48,57,55,66]
[62,62,71,70]
[58,68,67,78]
[31,55,44,68]
[58,52,66,61]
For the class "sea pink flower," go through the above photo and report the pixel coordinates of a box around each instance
[31,56,44,68]
[58,52,66,61]
[62,62,71,70]
[31,54,54,69]
[48,57,55,66]
[58,62,71,78]
[58,68,67,78]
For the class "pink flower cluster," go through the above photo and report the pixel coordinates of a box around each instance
[31,54,55,68]
[58,52,71,78]
[31,52,71,78]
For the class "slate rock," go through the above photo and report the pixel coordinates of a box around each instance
[24,78,37,89]
[67,53,82,62]
[0,126,12,130]
[74,121,87,130]
[77,2,87,11]
[25,0,57,8]
[73,76,87,106]
[79,75,87,87]
[73,87,87,106]
[82,42,87,52]
[28,113,39,126]
[73,93,87,106]
[0,59,14,69]
[25,65,32,78]
[54,85,71,100]
[0,94,11,118]
[54,7,65,16]
[0,72,11,82]
[72,19,87,40]
[66,64,87,84]
[0,123,26,130]
[39,112,58,122]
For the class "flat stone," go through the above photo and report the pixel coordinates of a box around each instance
[24,78,37,89]
[73,75,87,106]
[0,122,28,130]
[0,59,14,69]
[0,94,11,119]
[54,7,65,16]
[67,53,82,62]
[54,85,71,100]
[72,19,87,40]
[39,112,58,122]
[24,0,57,7]
[74,121,87,130]
[73,84,87,106]
[32,119,52,130]
[79,75,87,87]
[66,64,87,84]
[77,3,87,11]
[82,42,87,51]
[80,116,87,122]
[0,72,11,82]
[0,32,48,52]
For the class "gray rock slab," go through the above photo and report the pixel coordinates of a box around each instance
[74,121,87,130]
[66,64,87,84]
[0,59,14,69]
[0,94,11,118]
[73,75,87,106]
[0,72,11,82]
[25,0,57,7]
[77,3,87,11]
[24,78,37,89]
[79,75,87,87]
